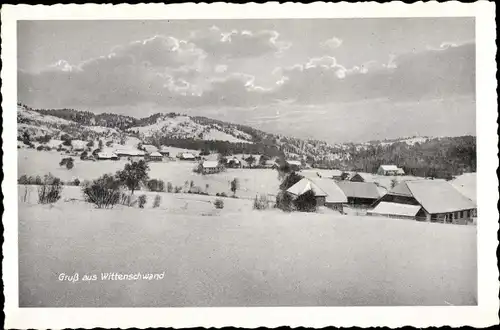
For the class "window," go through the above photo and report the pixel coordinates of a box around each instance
[466,210,470,218]
[460,211,464,218]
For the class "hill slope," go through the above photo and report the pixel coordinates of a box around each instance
[17,103,476,178]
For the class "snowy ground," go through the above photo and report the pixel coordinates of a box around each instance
[18,149,280,199]
[18,188,477,307]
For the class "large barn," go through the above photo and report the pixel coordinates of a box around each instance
[336,181,381,206]
[369,180,477,224]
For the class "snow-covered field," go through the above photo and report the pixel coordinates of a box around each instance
[18,189,477,307]
[18,149,280,199]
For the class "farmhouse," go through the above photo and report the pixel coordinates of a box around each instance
[226,157,241,168]
[178,152,196,161]
[97,152,119,160]
[337,181,381,206]
[142,144,158,153]
[315,169,343,180]
[202,160,223,174]
[377,165,405,176]
[286,160,303,171]
[370,180,477,224]
[286,177,347,212]
[158,146,171,157]
[146,151,163,162]
[114,149,146,158]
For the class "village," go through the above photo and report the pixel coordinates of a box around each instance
[18,137,477,226]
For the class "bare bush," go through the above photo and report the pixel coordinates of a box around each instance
[153,194,161,208]
[253,194,270,210]
[138,194,147,208]
[214,198,224,209]
[37,174,63,204]
[147,179,165,192]
[167,182,173,193]
[82,174,122,208]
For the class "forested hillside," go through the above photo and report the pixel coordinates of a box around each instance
[18,103,476,178]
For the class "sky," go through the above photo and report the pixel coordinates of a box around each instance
[17,18,476,143]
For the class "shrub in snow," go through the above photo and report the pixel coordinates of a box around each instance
[153,194,161,208]
[214,198,224,209]
[138,194,147,208]
[37,174,63,204]
[167,182,173,193]
[147,179,165,192]
[82,174,122,209]
[253,194,269,210]
[275,191,293,212]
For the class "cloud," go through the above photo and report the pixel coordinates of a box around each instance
[18,33,474,110]
[321,37,343,50]
[189,26,291,59]
[272,42,475,104]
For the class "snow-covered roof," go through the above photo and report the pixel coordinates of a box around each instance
[451,173,477,204]
[142,144,158,153]
[97,152,118,159]
[391,180,477,214]
[114,149,145,156]
[286,160,302,166]
[202,161,219,168]
[368,202,422,217]
[149,151,162,157]
[337,181,380,199]
[181,152,196,159]
[287,178,347,203]
[379,165,399,171]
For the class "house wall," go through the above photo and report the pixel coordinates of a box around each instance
[315,196,326,206]
[430,209,474,225]
[325,202,343,213]
[347,197,377,206]
[350,174,365,182]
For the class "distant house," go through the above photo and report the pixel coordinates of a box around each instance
[141,144,158,153]
[315,169,343,180]
[226,157,241,168]
[202,160,223,174]
[377,165,404,176]
[97,152,119,160]
[286,160,303,171]
[286,177,347,212]
[350,172,372,183]
[158,146,170,157]
[337,181,381,206]
[178,152,196,161]
[263,160,278,169]
[114,149,145,159]
[146,151,163,162]
[370,180,477,224]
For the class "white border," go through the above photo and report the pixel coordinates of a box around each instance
[2,2,498,329]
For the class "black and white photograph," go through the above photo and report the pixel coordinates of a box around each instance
[2,2,498,329]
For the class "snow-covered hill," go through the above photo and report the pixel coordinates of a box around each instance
[127,114,253,143]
